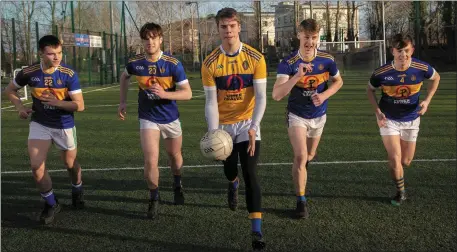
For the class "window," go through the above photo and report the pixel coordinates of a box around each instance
[263,21,268,26]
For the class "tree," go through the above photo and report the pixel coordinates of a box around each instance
[324,1,332,42]
[334,1,341,42]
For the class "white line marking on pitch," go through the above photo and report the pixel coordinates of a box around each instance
[2,159,455,174]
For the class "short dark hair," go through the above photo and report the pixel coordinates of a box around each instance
[298,19,320,34]
[391,34,414,49]
[139,22,163,40]
[38,35,62,51]
[215,8,240,26]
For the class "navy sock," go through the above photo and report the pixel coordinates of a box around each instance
[41,189,57,206]
[174,175,182,188]
[231,179,239,189]
[251,218,262,234]
[149,188,159,201]
[72,182,83,193]
[297,195,306,202]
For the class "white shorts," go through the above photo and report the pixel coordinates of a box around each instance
[380,117,420,142]
[287,113,327,138]
[220,119,261,144]
[28,121,77,150]
[139,118,182,139]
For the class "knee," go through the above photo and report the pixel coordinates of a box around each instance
[402,158,412,167]
[167,151,182,162]
[30,162,45,179]
[294,154,308,167]
[63,158,77,169]
[307,152,315,161]
[387,153,401,163]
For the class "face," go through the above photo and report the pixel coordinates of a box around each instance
[392,43,414,64]
[40,45,62,67]
[298,31,319,55]
[218,18,241,45]
[142,32,162,55]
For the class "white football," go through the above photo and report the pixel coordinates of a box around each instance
[200,129,233,160]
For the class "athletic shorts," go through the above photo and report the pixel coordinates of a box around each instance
[287,112,327,138]
[380,117,420,142]
[139,118,182,139]
[28,121,77,150]
[219,119,261,144]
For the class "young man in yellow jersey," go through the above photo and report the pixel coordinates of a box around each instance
[201,8,267,251]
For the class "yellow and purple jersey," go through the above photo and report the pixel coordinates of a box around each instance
[369,58,435,122]
[277,50,339,119]
[125,52,188,124]
[201,43,267,124]
[13,63,81,129]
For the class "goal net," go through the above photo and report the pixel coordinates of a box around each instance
[317,40,386,75]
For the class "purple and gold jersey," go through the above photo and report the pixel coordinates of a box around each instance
[13,63,81,129]
[125,52,188,124]
[202,43,267,124]
[277,50,339,119]
[369,58,435,122]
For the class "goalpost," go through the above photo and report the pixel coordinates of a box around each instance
[317,40,386,75]
[13,66,28,101]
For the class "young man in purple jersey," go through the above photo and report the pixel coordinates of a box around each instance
[272,19,343,218]
[367,34,440,206]
[118,22,192,219]
[4,35,86,224]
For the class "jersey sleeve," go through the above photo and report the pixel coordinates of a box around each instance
[67,72,82,95]
[201,63,216,89]
[173,62,189,85]
[423,62,436,80]
[328,60,339,77]
[124,62,135,76]
[13,70,28,89]
[253,56,267,80]
[368,72,381,90]
[276,59,292,78]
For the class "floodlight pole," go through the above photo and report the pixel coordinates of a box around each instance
[382,0,386,64]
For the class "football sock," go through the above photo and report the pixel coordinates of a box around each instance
[150,188,159,201]
[231,178,239,189]
[173,175,182,188]
[297,191,306,202]
[394,177,405,192]
[249,212,262,235]
[41,189,57,206]
[72,182,83,193]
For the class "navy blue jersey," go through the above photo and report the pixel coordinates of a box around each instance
[277,50,339,119]
[125,52,188,124]
[369,58,435,122]
[14,63,81,129]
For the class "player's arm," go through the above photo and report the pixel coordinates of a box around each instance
[158,82,192,101]
[251,57,267,132]
[366,74,386,127]
[4,78,32,119]
[311,60,343,106]
[41,72,84,112]
[119,70,131,105]
[150,62,192,101]
[118,67,132,120]
[202,63,219,131]
[60,92,84,112]
[418,67,440,115]
[272,62,307,101]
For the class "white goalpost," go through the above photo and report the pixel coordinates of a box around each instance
[13,66,28,101]
[317,40,386,74]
